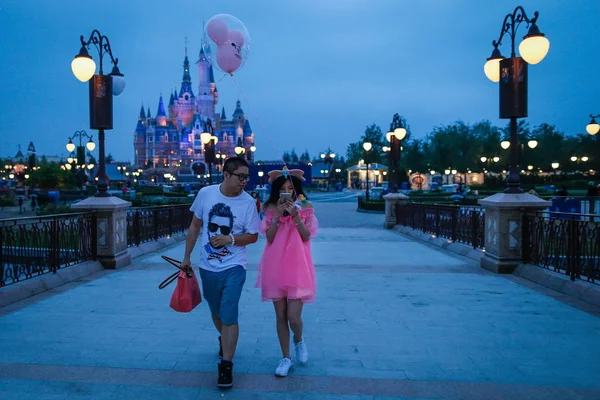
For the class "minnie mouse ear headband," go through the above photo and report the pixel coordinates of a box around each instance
[267,166,306,184]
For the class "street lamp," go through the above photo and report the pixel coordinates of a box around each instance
[363,142,372,200]
[320,148,336,190]
[66,130,96,167]
[484,6,550,193]
[202,119,218,184]
[234,137,246,158]
[71,30,125,197]
[586,114,600,136]
[247,145,256,162]
[386,113,407,193]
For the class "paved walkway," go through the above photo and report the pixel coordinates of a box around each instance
[1,202,600,399]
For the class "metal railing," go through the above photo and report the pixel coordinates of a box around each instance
[523,211,599,284]
[127,204,193,247]
[0,212,97,287]
[396,203,485,249]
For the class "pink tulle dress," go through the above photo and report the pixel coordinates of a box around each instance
[255,207,318,303]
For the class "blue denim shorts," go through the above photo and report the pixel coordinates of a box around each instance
[198,266,246,325]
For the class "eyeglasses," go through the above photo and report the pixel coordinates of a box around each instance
[208,222,231,236]
[229,172,250,182]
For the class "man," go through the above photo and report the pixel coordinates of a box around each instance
[182,157,260,389]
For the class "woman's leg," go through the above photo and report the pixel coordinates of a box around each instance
[287,300,304,344]
[273,300,290,358]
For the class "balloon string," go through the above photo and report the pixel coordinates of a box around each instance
[229,75,299,199]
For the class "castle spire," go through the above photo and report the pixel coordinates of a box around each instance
[179,41,195,98]
[139,104,146,119]
[156,94,166,117]
[147,106,151,119]
[221,107,226,120]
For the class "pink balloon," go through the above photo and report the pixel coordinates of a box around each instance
[228,30,245,48]
[207,18,229,45]
[216,42,242,74]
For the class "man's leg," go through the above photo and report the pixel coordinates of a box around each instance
[218,266,246,361]
[199,268,224,356]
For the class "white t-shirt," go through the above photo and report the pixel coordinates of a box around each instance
[189,184,260,272]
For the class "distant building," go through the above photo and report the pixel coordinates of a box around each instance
[133,40,255,176]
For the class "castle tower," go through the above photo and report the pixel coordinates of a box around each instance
[156,95,167,127]
[196,45,218,120]
[174,41,196,126]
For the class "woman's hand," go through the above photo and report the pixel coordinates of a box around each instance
[276,199,287,217]
[286,201,299,217]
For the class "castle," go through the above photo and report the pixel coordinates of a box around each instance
[133,42,254,175]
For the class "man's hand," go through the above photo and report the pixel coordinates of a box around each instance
[210,234,232,248]
[180,257,192,272]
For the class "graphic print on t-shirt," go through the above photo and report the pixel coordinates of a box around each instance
[204,202,236,263]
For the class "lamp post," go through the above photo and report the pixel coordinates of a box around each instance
[363,142,372,200]
[66,130,96,167]
[234,137,246,158]
[586,114,600,136]
[320,148,336,191]
[484,6,550,193]
[201,119,218,184]
[71,30,126,197]
[386,113,407,193]
[258,170,264,187]
[247,145,256,163]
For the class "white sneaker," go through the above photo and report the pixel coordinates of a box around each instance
[295,341,308,364]
[275,357,292,377]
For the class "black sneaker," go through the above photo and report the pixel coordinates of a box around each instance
[217,361,233,389]
[218,336,223,359]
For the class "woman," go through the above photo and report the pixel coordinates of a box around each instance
[255,167,317,377]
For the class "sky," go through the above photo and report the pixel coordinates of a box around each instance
[1,0,599,163]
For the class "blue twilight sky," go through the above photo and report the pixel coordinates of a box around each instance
[1,0,599,163]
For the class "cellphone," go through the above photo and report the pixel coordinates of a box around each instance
[280,193,292,200]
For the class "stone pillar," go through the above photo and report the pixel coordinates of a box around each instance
[479,193,550,274]
[383,192,409,229]
[71,197,132,269]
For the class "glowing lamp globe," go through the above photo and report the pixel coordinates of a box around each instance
[551,162,559,169]
[571,156,578,162]
[71,52,96,82]
[211,135,219,144]
[500,140,511,150]
[250,145,256,152]
[519,27,550,65]
[386,132,393,142]
[493,157,500,163]
[394,127,407,141]
[362,142,372,152]
[484,47,504,82]
[66,141,76,153]
[86,139,96,151]
[480,157,487,163]
[582,157,589,162]
[527,140,538,149]
[586,118,600,135]
[200,132,212,144]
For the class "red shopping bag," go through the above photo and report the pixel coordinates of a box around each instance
[159,255,202,313]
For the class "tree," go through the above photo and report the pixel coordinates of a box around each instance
[345,142,363,167]
[282,151,291,164]
[299,150,311,164]
[105,153,114,163]
[290,148,299,163]
[402,139,427,173]
[360,124,385,164]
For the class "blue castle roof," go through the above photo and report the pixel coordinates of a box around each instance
[243,120,252,137]
[156,95,166,117]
